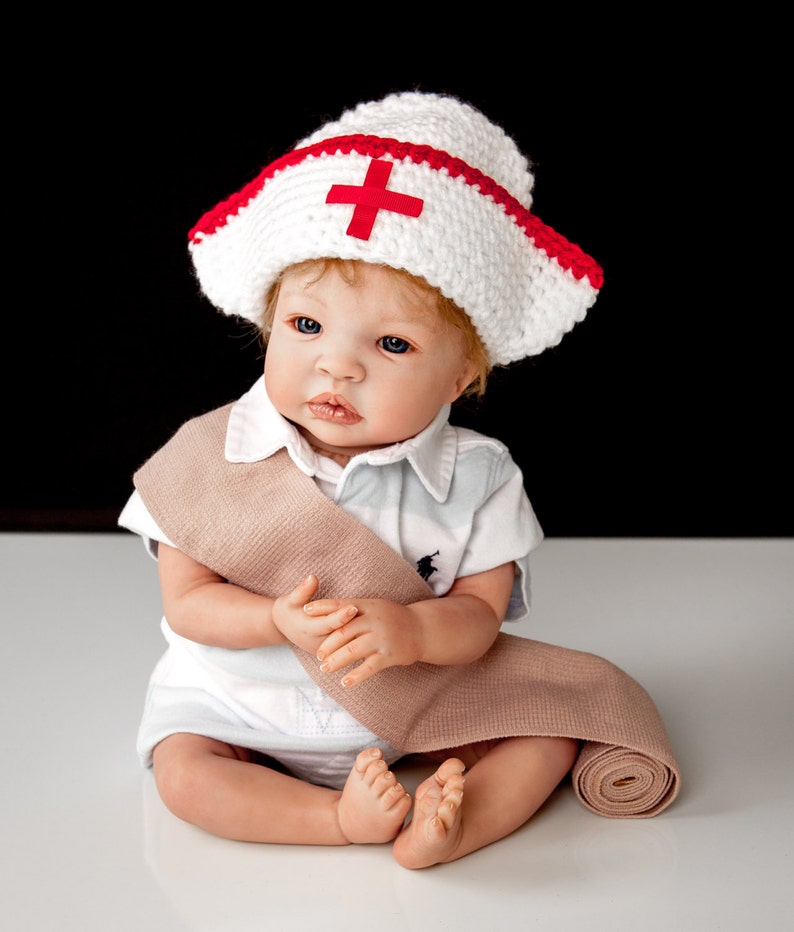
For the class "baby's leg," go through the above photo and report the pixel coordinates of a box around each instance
[153,735,410,845]
[392,736,578,869]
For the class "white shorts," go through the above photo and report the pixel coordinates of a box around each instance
[136,619,403,789]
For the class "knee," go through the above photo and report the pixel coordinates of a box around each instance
[519,734,580,778]
[543,736,580,778]
[152,739,207,824]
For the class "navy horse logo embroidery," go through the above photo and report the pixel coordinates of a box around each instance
[416,550,440,581]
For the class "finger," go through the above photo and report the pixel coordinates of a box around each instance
[316,607,358,660]
[290,574,319,607]
[320,636,381,678]
[340,656,382,688]
[304,597,355,616]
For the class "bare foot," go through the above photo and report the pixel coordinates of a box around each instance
[336,749,413,844]
[392,758,465,868]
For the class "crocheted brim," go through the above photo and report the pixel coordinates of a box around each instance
[188,93,603,366]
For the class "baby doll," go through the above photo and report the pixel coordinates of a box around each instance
[120,92,678,869]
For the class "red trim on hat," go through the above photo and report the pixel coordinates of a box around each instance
[189,135,604,290]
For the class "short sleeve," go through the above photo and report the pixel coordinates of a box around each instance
[118,489,176,559]
[457,467,543,622]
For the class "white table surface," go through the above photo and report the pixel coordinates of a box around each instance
[1,534,792,931]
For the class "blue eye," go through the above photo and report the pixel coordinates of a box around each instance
[379,336,410,354]
[295,317,321,334]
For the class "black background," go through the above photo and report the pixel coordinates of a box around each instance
[4,28,788,537]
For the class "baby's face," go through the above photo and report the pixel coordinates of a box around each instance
[264,262,476,460]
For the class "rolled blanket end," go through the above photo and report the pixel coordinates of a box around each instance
[572,741,681,818]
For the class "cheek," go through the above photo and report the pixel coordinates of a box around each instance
[265,331,294,373]
[386,369,456,423]
[263,347,276,385]
[263,344,292,403]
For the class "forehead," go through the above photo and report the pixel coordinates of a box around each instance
[280,261,440,318]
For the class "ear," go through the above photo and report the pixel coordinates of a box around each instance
[447,361,479,403]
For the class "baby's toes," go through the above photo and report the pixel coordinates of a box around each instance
[380,780,408,809]
[353,747,383,773]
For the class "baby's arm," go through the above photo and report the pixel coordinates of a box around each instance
[310,561,515,687]
[157,542,355,653]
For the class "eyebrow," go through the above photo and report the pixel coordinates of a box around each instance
[378,313,434,331]
[278,285,327,307]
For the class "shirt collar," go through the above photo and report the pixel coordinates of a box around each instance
[225,376,457,501]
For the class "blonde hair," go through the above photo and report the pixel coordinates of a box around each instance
[260,259,491,397]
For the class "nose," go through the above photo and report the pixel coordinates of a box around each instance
[316,347,365,382]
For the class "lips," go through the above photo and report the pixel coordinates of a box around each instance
[307,393,362,426]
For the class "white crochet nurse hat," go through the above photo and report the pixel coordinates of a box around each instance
[188,91,603,366]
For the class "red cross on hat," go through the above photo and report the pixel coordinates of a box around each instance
[325,158,424,240]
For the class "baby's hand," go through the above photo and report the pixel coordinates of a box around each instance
[312,599,423,687]
[272,575,357,654]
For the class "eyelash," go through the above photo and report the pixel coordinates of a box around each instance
[292,318,411,355]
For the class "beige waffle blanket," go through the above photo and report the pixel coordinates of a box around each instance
[135,405,681,818]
